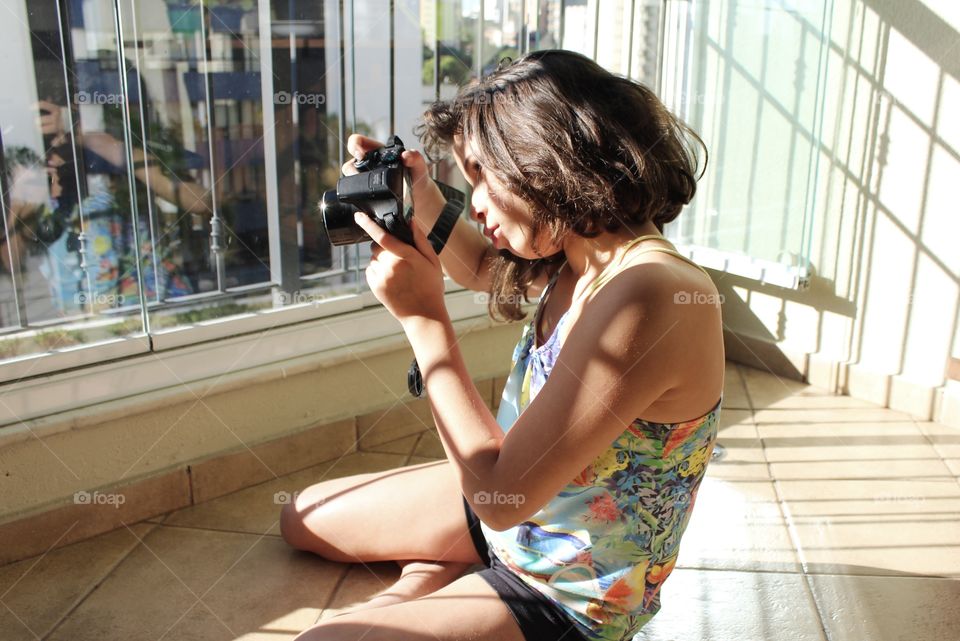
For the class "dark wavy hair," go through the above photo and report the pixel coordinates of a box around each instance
[415,49,706,321]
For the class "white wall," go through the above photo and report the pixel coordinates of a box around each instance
[718,0,960,424]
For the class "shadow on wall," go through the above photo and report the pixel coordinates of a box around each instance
[712,0,959,409]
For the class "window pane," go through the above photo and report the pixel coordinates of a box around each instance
[479,0,522,73]
[529,0,563,51]
[0,0,147,365]
[660,0,833,285]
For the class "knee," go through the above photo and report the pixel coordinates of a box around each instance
[280,497,342,558]
[279,500,311,551]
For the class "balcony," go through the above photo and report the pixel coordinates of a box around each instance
[3,0,960,640]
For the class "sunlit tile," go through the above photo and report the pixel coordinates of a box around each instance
[636,569,825,641]
[807,573,960,641]
[677,479,801,573]
[789,512,960,577]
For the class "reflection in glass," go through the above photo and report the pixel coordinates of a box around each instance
[0,0,698,371]
[0,0,149,363]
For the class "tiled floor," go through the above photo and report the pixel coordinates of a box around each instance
[2,363,959,640]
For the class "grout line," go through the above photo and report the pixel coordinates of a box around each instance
[740,362,828,640]
[913,416,960,492]
[675,563,960,581]
[149,521,285,538]
[403,433,426,467]
[313,564,354,625]
[186,465,195,506]
[40,520,162,640]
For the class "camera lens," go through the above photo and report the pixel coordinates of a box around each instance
[320,190,369,246]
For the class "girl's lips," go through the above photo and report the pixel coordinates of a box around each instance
[484,225,499,242]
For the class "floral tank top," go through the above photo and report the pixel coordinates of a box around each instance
[479,235,722,641]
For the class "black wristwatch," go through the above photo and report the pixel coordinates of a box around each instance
[427,180,465,255]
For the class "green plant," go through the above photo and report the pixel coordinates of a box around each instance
[34,329,86,351]
[0,337,24,360]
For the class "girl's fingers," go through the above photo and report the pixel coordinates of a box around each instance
[346,133,382,159]
[401,149,430,186]
[409,214,441,268]
[352,212,415,260]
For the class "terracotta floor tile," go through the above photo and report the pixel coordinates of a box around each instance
[917,421,960,460]
[47,526,343,641]
[769,457,953,481]
[411,430,446,459]
[761,431,941,463]
[0,523,154,641]
[778,477,960,516]
[722,363,751,409]
[19,360,960,640]
[165,451,411,536]
[753,407,917,426]
[316,562,402,621]
[359,433,420,456]
[708,409,771,480]
[739,365,832,410]
[406,455,445,465]
[945,459,960,477]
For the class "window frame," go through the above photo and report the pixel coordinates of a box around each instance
[0,280,494,429]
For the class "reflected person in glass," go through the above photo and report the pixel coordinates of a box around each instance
[35,80,212,314]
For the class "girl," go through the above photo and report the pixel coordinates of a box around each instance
[283,49,724,641]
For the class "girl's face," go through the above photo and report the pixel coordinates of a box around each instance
[452,135,562,260]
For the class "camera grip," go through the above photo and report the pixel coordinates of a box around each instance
[382,211,416,247]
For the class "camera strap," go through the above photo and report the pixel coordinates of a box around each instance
[427,180,465,255]
[408,180,466,398]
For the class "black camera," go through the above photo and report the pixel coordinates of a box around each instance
[318,135,468,400]
[319,135,415,247]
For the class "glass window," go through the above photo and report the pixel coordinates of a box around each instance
[0,0,147,370]
[0,0,828,386]
[659,0,835,288]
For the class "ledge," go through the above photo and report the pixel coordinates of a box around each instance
[0,290,528,449]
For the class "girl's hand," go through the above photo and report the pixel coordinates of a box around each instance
[353,208,447,324]
[36,100,68,146]
[342,133,447,227]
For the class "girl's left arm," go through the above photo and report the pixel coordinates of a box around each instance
[355,211,687,530]
[404,267,689,530]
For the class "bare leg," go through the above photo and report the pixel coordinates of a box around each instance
[340,559,475,614]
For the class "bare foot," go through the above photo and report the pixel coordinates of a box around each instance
[338,560,474,614]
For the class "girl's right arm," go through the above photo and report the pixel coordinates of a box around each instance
[344,134,551,296]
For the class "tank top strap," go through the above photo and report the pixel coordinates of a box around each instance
[577,235,712,303]
[532,259,568,331]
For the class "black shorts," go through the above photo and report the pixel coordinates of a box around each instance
[462,496,590,641]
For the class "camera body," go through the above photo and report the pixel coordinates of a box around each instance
[319,135,414,247]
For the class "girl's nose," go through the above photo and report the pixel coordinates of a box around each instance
[470,185,487,223]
